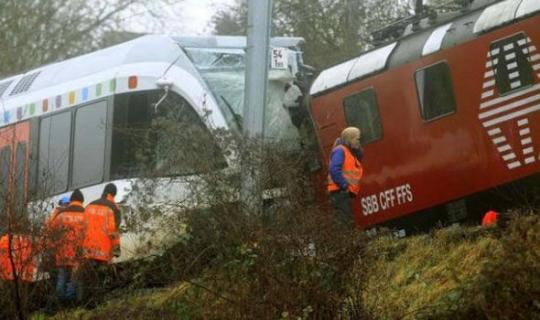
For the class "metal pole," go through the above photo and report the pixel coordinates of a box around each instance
[241,0,273,213]
[413,0,424,30]
[243,0,272,137]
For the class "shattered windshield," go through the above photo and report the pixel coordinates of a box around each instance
[184,47,301,148]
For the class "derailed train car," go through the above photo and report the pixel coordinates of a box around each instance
[0,34,310,265]
[309,0,540,233]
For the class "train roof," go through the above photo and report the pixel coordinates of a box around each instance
[174,36,304,49]
[0,35,178,101]
[0,35,304,102]
[310,0,540,96]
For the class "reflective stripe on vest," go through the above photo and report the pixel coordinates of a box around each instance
[327,145,363,195]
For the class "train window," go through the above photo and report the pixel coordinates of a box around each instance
[490,34,535,95]
[343,89,382,144]
[72,101,107,188]
[415,62,456,121]
[111,91,227,179]
[111,92,152,179]
[154,92,227,176]
[39,111,71,195]
[15,143,26,209]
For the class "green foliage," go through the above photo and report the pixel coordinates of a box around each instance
[34,214,540,319]
[361,215,540,319]
[475,215,540,319]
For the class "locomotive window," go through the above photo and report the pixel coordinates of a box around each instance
[39,111,71,195]
[490,33,535,95]
[415,62,456,121]
[72,101,107,188]
[343,89,382,144]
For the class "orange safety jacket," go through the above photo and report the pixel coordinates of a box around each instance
[82,195,120,263]
[45,201,86,267]
[327,145,364,195]
[0,234,37,282]
[482,210,499,227]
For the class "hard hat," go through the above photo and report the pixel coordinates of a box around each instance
[58,196,70,206]
[482,210,499,227]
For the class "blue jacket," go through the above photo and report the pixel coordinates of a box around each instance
[329,139,363,191]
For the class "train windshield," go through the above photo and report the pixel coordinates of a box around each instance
[184,47,302,148]
[111,90,227,180]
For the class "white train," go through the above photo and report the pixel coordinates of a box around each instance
[0,34,308,261]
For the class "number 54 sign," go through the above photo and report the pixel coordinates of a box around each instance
[271,47,288,69]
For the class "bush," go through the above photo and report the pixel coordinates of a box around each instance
[476,215,540,319]
[120,139,369,319]
[39,210,540,319]
[359,214,540,320]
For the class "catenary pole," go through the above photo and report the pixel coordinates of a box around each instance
[241,0,273,214]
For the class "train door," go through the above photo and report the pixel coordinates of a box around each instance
[0,121,30,232]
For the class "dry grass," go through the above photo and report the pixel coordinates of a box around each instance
[359,216,540,320]
[33,214,540,320]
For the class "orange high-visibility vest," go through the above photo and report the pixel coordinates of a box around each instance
[45,201,86,267]
[327,145,363,195]
[82,196,120,263]
[482,210,499,227]
[0,234,37,282]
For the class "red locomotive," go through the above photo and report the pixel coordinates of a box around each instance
[309,0,540,232]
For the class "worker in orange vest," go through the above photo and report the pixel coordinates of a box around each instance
[42,196,69,264]
[82,183,121,264]
[0,233,36,282]
[327,127,364,226]
[45,189,86,302]
[482,210,499,227]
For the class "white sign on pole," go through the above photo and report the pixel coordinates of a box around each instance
[271,47,289,69]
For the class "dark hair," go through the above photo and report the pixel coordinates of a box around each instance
[102,183,117,197]
[70,189,84,203]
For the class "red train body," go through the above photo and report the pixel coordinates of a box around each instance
[309,0,540,230]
